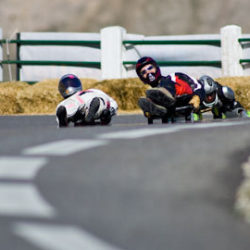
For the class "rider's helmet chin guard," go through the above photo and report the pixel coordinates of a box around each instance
[58,74,82,99]
[199,75,219,107]
[135,56,161,87]
[203,91,219,108]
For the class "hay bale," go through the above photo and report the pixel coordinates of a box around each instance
[91,78,148,110]
[0,76,250,115]
[0,78,98,114]
[216,77,250,109]
[0,81,29,114]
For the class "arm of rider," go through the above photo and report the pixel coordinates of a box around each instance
[189,95,200,110]
[109,98,118,116]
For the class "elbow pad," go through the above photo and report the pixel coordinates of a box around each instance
[222,86,235,101]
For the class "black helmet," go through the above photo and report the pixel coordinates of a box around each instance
[58,74,82,98]
[135,56,161,87]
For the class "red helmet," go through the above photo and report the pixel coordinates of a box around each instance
[136,56,161,87]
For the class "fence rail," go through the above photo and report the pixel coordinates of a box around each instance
[0,37,102,81]
[0,60,101,68]
[0,25,250,81]
[239,38,250,43]
[123,40,221,46]
[0,39,101,48]
[123,60,222,67]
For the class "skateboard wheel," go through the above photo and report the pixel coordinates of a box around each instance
[162,117,168,123]
[148,118,153,124]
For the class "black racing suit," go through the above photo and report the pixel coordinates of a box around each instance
[201,81,245,119]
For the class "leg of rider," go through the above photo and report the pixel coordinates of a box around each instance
[100,109,112,125]
[138,97,167,118]
[146,87,176,108]
[56,105,68,127]
[85,97,101,123]
[231,101,248,117]
[212,106,223,119]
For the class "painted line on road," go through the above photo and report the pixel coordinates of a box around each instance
[22,139,108,156]
[0,157,47,180]
[14,223,124,250]
[99,127,180,139]
[0,183,55,217]
[99,120,250,139]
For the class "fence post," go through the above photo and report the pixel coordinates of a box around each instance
[220,25,243,76]
[100,26,127,79]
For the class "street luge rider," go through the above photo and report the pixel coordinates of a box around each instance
[199,75,248,119]
[56,74,118,127]
[136,56,205,121]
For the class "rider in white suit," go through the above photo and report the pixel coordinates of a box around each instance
[56,74,118,127]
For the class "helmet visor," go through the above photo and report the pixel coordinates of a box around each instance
[58,74,82,98]
[204,91,216,104]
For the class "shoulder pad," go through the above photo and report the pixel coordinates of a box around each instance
[222,86,235,100]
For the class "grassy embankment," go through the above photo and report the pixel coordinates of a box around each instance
[0,76,250,115]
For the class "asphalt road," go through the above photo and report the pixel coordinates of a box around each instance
[1,114,250,250]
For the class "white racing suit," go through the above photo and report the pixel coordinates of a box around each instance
[56,88,118,126]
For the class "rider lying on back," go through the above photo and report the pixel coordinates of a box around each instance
[135,56,205,119]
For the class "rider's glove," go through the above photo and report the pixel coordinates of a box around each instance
[110,107,116,116]
[189,95,200,111]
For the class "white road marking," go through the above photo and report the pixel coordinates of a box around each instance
[99,127,180,139]
[0,184,55,217]
[99,120,250,139]
[14,223,124,250]
[22,139,108,156]
[0,157,47,179]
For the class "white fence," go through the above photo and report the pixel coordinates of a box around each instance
[18,32,101,81]
[1,25,250,82]
[102,25,250,79]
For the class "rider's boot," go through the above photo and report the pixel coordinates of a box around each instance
[146,87,175,108]
[85,97,100,124]
[138,97,167,118]
[56,106,68,127]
